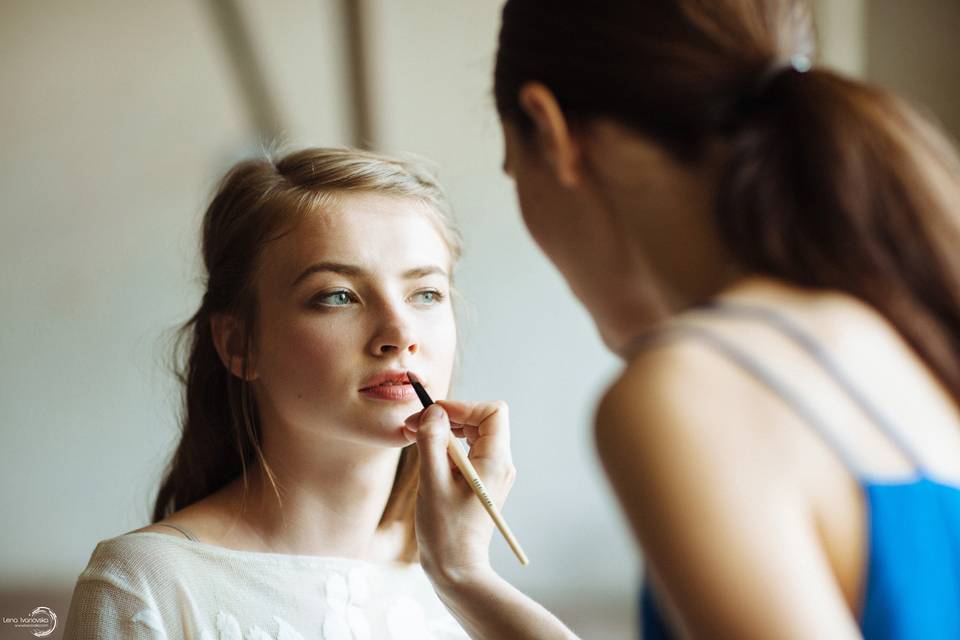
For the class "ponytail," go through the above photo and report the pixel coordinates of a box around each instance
[718,66,960,408]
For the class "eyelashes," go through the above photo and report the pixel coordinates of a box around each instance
[313,290,356,307]
[309,288,446,309]
[410,289,444,305]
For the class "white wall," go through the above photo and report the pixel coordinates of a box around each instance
[815,0,866,76]
[1,0,251,585]
[866,0,960,140]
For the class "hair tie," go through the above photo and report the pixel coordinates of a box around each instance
[719,54,812,131]
[753,54,812,96]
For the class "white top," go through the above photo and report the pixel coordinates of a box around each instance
[62,531,469,640]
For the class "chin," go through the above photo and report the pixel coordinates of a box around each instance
[361,411,418,444]
[381,427,417,450]
[351,395,425,445]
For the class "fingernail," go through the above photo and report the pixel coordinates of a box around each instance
[422,404,445,422]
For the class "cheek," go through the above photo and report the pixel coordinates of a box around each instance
[430,312,458,363]
[418,307,458,392]
[514,168,567,259]
[515,177,545,239]
[255,315,354,403]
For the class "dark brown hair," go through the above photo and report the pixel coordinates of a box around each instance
[152,147,462,561]
[495,0,960,409]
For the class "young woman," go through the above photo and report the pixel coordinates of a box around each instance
[63,148,482,639]
[408,0,960,638]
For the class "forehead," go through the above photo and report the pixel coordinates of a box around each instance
[263,193,452,282]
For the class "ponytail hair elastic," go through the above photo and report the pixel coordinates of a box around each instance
[751,54,813,98]
[719,53,813,131]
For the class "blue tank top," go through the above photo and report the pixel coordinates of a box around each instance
[635,300,960,639]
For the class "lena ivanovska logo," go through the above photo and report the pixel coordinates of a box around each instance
[2,606,58,637]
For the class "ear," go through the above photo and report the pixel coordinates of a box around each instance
[517,81,584,187]
[210,313,258,381]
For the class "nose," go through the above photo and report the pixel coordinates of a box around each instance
[369,313,419,357]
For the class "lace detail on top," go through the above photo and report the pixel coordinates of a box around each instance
[62,532,469,639]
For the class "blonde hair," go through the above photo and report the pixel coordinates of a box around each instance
[153,147,463,561]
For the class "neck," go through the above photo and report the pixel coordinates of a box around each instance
[224,420,405,561]
[580,123,745,353]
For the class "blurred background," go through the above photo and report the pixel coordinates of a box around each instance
[1,1,958,638]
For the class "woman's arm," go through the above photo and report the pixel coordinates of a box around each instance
[408,400,580,640]
[594,339,861,640]
[431,565,580,640]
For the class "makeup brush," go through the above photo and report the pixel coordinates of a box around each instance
[406,371,529,566]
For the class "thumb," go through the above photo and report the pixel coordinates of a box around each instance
[416,404,452,491]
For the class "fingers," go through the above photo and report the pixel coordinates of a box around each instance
[404,397,513,489]
[432,399,509,433]
[459,424,480,445]
[405,413,471,438]
[404,400,511,460]
[414,404,453,493]
[411,400,517,521]
[436,399,512,465]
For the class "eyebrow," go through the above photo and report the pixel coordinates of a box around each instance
[291,262,448,287]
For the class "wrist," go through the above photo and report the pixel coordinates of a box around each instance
[425,559,498,595]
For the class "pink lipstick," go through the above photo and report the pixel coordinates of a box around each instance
[359,370,416,402]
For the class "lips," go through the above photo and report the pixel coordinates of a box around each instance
[359,370,413,391]
[358,370,417,402]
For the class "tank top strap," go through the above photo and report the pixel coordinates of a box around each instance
[152,522,200,542]
[696,299,929,475]
[626,320,871,479]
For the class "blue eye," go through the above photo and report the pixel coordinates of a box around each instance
[411,289,444,305]
[313,290,356,307]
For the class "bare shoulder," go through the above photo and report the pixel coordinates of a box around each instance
[125,497,231,542]
[128,523,192,538]
[592,326,860,637]
[592,324,804,535]
[595,329,778,464]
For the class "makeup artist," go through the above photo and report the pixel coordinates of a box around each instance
[407,0,960,638]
